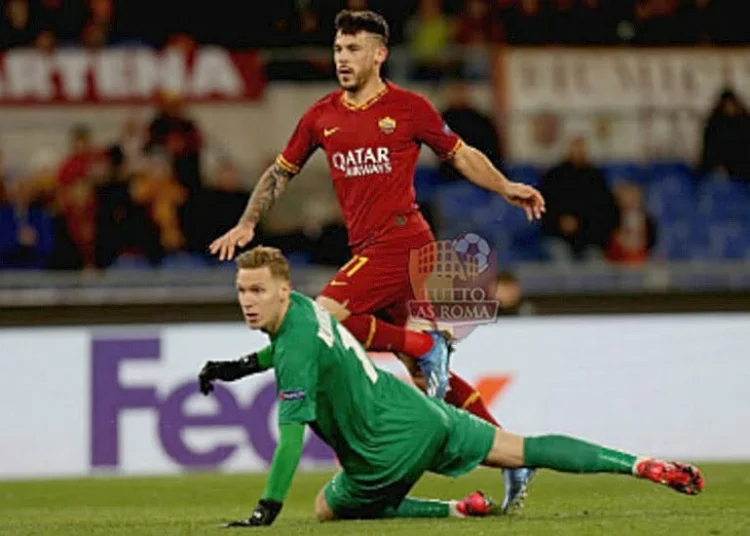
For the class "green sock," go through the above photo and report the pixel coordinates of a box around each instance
[382,497,451,518]
[524,435,637,475]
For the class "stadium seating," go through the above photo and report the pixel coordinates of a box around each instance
[159,253,210,270]
[424,161,750,264]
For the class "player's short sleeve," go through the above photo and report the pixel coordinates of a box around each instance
[277,106,321,175]
[273,334,319,424]
[411,94,463,161]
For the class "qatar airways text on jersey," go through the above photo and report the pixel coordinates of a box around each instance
[331,147,392,178]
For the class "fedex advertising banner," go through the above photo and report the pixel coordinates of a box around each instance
[1,314,749,480]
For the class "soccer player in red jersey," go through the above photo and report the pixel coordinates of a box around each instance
[210,9,546,512]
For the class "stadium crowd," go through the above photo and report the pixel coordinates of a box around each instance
[1,0,750,272]
[2,0,747,51]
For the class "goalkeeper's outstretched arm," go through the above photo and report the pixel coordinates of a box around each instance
[222,422,305,527]
[197,346,274,395]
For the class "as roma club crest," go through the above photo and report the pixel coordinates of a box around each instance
[378,116,396,135]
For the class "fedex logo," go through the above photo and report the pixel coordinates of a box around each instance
[89,337,332,469]
[331,147,392,177]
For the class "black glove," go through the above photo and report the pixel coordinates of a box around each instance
[222,499,283,528]
[198,353,262,395]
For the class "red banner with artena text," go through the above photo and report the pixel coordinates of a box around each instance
[0,47,265,105]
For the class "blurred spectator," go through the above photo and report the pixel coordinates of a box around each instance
[605,182,657,265]
[698,88,750,180]
[34,29,56,53]
[144,91,205,254]
[632,0,680,45]
[492,270,537,316]
[56,124,107,270]
[455,0,503,46]
[1,0,37,48]
[82,21,109,49]
[80,0,114,48]
[129,152,188,254]
[41,0,87,44]
[145,91,203,192]
[0,174,55,269]
[439,80,501,181]
[504,0,547,45]
[297,4,325,46]
[108,116,148,181]
[576,0,618,45]
[94,160,166,269]
[405,0,456,80]
[1,0,749,51]
[544,0,616,45]
[346,0,369,10]
[211,159,245,192]
[539,137,619,261]
[548,0,577,44]
[695,0,747,45]
[195,159,250,252]
[454,0,502,78]
[166,33,197,55]
[89,0,113,28]
[58,124,105,189]
[300,193,349,266]
[1,0,748,52]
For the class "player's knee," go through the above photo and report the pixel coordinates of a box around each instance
[314,488,336,522]
[315,295,351,322]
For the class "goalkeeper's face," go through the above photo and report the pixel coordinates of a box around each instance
[236,267,291,333]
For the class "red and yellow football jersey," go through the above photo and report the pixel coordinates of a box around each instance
[277,81,463,251]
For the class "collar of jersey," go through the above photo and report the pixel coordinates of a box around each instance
[341,83,389,111]
[271,291,300,340]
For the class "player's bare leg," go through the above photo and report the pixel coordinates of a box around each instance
[401,318,537,514]
[314,485,496,522]
[482,429,705,505]
[315,296,451,398]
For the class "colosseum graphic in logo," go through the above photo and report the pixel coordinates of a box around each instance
[408,233,499,338]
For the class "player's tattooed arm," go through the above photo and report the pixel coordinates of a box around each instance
[239,163,294,225]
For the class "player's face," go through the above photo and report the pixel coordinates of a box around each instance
[236,267,290,332]
[334,31,386,91]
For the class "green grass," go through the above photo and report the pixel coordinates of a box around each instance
[1,464,749,535]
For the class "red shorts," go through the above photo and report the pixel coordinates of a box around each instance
[319,229,435,327]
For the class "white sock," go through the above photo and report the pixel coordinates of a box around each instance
[448,500,465,518]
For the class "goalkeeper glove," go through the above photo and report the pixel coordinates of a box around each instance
[198,353,262,395]
[223,499,283,528]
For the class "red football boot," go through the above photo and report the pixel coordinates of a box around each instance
[635,458,705,496]
[456,491,496,517]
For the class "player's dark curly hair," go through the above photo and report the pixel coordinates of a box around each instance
[334,10,389,45]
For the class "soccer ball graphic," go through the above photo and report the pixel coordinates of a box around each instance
[453,233,491,274]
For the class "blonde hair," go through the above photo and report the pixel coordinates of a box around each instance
[235,246,291,281]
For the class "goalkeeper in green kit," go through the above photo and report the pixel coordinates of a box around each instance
[198,246,704,528]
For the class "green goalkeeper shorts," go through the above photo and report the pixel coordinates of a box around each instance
[324,400,496,518]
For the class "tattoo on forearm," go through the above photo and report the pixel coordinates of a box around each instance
[239,163,292,225]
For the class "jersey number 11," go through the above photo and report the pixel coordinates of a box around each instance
[313,302,379,384]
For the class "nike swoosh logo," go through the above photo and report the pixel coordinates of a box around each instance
[324,127,340,137]
[330,280,347,286]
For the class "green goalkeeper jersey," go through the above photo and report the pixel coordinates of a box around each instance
[269,291,450,481]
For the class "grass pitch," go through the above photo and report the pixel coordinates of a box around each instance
[1,464,749,535]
